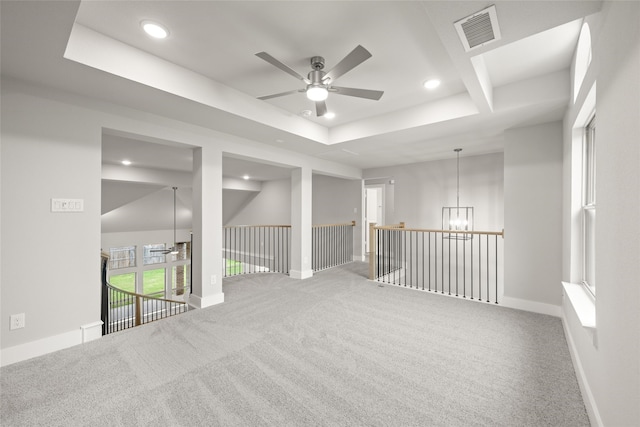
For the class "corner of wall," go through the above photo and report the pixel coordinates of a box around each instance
[500,296,561,317]
[561,301,604,427]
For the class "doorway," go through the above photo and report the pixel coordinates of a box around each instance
[364,184,384,254]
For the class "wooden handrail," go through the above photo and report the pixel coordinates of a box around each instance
[313,221,356,228]
[373,225,504,237]
[389,222,406,228]
[225,222,356,228]
[104,281,188,305]
[223,224,292,228]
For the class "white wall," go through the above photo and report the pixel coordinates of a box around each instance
[561,2,640,425]
[504,122,563,309]
[364,153,504,231]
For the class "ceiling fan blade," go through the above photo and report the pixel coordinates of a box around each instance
[322,45,372,83]
[257,89,304,100]
[315,101,327,117]
[256,52,311,84]
[330,86,384,101]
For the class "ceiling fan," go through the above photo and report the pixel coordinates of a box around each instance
[255,45,384,117]
[151,186,180,255]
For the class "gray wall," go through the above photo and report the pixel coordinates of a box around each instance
[1,85,102,350]
[225,179,291,225]
[312,174,362,259]
[364,153,504,231]
[504,122,563,307]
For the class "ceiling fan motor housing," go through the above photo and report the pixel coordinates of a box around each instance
[310,56,325,70]
[308,69,326,85]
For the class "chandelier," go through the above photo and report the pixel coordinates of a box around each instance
[442,149,473,240]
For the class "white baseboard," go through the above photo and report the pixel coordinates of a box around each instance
[561,306,603,427]
[81,321,104,343]
[1,329,80,367]
[1,320,106,367]
[289,269,313,280]
[500,296,562,317]
[188,292,224,309]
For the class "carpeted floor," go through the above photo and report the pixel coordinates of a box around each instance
[1,262,589,426]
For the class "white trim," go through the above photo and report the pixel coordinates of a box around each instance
[81,321,104,343]
[353,255,365,262]
[562,307,603,427]
[562,281,596,330]
[1,329,81,367]
[188,292,224,309]
[500,296,562,317]
[289,269,313,280]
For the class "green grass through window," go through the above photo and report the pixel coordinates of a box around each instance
[226,259,243,275]
[143,269,165,296]
[109,269,166,296]
[109,273,135,293]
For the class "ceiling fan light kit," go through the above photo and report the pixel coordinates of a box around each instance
[306,86,328,101]
[256,45,384,116]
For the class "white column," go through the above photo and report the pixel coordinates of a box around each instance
[190,147,224,308]
[290,167,313,279]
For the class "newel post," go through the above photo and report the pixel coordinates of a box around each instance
[369,222,377,280]
[135,296,142,326]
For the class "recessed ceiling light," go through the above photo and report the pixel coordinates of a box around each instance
[121,160,132,166]
[243,175,250,180]
[141,20,169,39]
[424,79,441,90]
[324,112,336,119]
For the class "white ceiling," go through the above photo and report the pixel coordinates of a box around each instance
[1,1,602,177]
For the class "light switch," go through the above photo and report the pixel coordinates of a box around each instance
[51,198,84,212]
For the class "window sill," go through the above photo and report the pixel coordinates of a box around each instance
[562,281,596,331]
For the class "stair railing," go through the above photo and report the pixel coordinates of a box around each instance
[369,223,504,304]
[223,225,292,277]
[312,221,356,271]
[101,253,189,335]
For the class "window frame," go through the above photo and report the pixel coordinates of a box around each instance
[109,245,136,270]
[582,115,596,295]
[143,243,166,266]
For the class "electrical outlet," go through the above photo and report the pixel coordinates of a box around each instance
[210,275,217,285]
[10,313,25,330]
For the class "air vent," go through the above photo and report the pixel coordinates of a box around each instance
[454,5,501,52]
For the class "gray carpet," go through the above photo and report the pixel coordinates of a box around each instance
[1,262,588,426]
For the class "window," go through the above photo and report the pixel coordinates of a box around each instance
[582,116,596,294]
[171,241,191,262]
[108,272,136,293]
[143,244,166,265]
[143,268,165,296]
[109,246,136,269]
[172,264,190,296]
